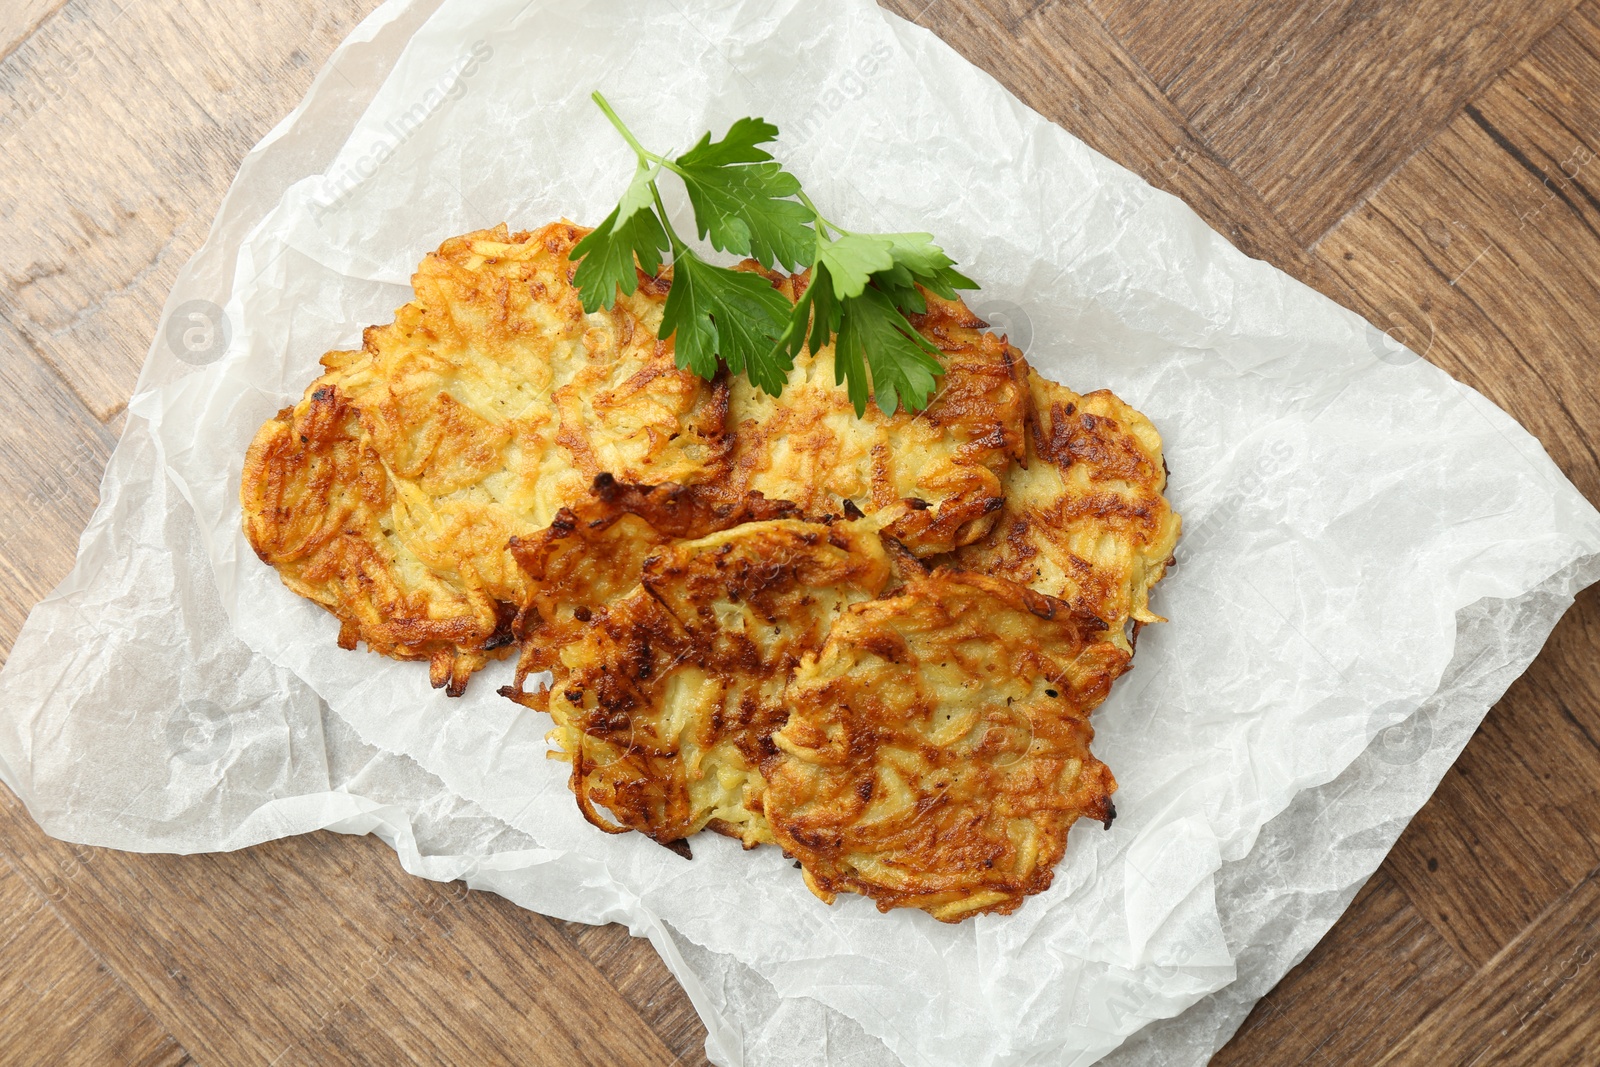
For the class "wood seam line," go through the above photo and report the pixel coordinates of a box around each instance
[0,0,72,67]
[1380,855,1600,1033]
[1071,0,1368,256]
[0,830,193,1061]
[899,0,1348,304]
[1371,861,1600,1066]
[1078,0,1256,97]
[0,802,211,1056]
[1357,188,1600,495]
[0,309,130,427]
[1061,0,1261,196]
[1050,0,1357,303]
[1306,2,1591,252]
[1464,859,1600,977]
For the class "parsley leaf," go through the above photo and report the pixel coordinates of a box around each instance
[833,285,944,417]
[570,158,669,313]
[676,117,815,272]
[868,232,979,305]
[573,93,982,417]
[816,233,895,299]
[660,252,795,395]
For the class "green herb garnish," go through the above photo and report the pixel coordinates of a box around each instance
[572,92,978,416]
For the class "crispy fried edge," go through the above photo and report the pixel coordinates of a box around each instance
[241,383,516,696]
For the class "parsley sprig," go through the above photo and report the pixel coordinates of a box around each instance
[572,92,978,416]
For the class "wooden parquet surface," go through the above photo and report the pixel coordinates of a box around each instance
[2,1,1597,1063]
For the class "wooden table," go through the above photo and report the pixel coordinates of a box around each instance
[2,1,1597,1063]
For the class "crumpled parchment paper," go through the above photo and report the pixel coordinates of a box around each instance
[3,1,1599,1064]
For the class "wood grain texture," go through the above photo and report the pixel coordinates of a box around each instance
[880,0,1357,305]
[0,0,377,420]
[555,921,716,1067]
[1377,864,1600,1066]
[1093,0,1584,242]
[1213,871,1474,1066]
[0,859,190,1067]
[0,341,118,646]
[1382,589,1600,967]
[1316,0,1600,506]
[0,0,70,66]
[0,784,689,1067]
[1,0,1598,1063]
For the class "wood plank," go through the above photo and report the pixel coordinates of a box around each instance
[1091,0,1583,242]
[0,0,382,420]
[879,0,1357,306]
[1314,0,1600,506]
[1381,586,1600,965]
[1375,863,1600,1066]
[555,922,714,1067]
[0,324,119,655]
[0,783,686,1067]
[1214,870,1474,1065]
[0,858,190,1067]
[0,0,69,66]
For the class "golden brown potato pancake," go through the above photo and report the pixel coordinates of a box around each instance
[500,473,805,705]
[727,274,1030,557]
[241,222,729,694]
[241,381,513,685]
[763,570,1126,922]
[242,217,1185,923]
[543,519,891,848]
[952,371,1181,650]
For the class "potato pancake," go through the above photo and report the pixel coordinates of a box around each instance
[500,473,805,705]
[242,216,1184,922]
[728,275,1029,556]
[763,570,1126,922]
[242,222,729,694]
[952,371,1181,649]
[544,519,890,848]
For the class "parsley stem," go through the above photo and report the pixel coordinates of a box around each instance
[592,92,687,176]
[649,180,689,255]
[796,190,839,240]
[589,93,690,256]
[591,91,653,163]
[798,190,867,244]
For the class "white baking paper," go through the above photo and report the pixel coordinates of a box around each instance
[3,1,1599,1065]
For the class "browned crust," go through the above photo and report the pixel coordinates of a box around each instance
[499,474,810,708]
[241,384,510,696]
[950,371,1181,644]
[540,519,890,846]
[761,569,1127,922]
[240,222,731,696]
[241,220,1184,923]
[725,269,1031,558]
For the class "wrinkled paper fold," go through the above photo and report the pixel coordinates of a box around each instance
[3,2,1598,1065]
